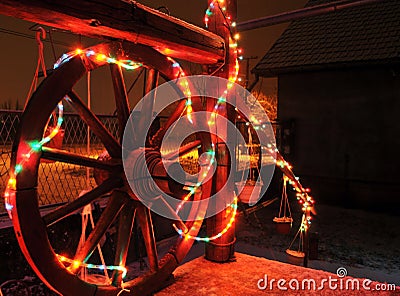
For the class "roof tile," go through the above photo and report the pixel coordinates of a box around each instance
[254,0,400,76]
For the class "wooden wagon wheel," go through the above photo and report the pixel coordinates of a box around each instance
[6,42,214,295]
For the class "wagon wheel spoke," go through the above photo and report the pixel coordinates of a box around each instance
[110,64,130,140]
[66,90,121,158]
[153,95,205,153]
[42,177,123,226]
[150,98,187,148]
[136,205,159,272]
[156,195,188,234]
[41,147,121,171]
[112,200,136,286]
[68,189,128,274]
[131,69,159,149]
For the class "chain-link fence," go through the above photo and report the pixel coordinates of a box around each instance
[0,110,118,214]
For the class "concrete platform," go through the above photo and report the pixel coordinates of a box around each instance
[156,253,399,295]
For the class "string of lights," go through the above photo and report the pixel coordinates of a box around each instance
[57,255,127,279]
[269,146,315,243]
[172,0,241,242]
[173,196,238,242]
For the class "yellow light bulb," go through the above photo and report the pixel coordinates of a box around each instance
[73,260,81,268]
[96,54,106,61]
[7,178,16,190]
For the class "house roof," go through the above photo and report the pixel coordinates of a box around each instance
[253,0,400,77]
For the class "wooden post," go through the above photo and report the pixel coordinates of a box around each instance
[205,0,237,262]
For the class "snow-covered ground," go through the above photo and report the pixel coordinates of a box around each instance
[235,201,400,286]
[157,253,399,295]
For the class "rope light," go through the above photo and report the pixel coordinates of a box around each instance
[54,48,143,71]
[269,146,315,244]
[56,255,127,279]
[172,0,241,241]
[173,196,238,242]
[166,56,194,123]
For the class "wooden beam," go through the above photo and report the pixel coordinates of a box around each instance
[0,0,225,64]
[205,0,237,263]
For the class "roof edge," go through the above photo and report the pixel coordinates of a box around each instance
[252,58,400,77]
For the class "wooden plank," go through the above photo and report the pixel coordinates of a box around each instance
[0,0,225,64]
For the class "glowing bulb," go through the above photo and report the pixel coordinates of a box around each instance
[30,140,42,152]
[96,53,107,61]
[15,164,23,174]
[7,178,16,190]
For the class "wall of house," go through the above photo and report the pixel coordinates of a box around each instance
[277,66,400,213]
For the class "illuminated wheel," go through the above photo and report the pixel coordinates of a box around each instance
[6,42,214,295]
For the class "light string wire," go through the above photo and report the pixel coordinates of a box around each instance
[56,254,127,279]
[270,145,315,236]
[172,0,241,242]
[173,196,238,242]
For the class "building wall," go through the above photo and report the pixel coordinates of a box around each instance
[277,66,400,212]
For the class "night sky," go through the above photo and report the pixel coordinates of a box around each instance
[0,0,308,114]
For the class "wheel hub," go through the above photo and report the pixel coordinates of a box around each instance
[123,147,186,200]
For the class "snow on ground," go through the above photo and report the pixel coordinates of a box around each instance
[156,253,399,296]
[235,200,400,283]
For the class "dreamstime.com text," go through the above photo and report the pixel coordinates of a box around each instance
[257,267,397,292]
